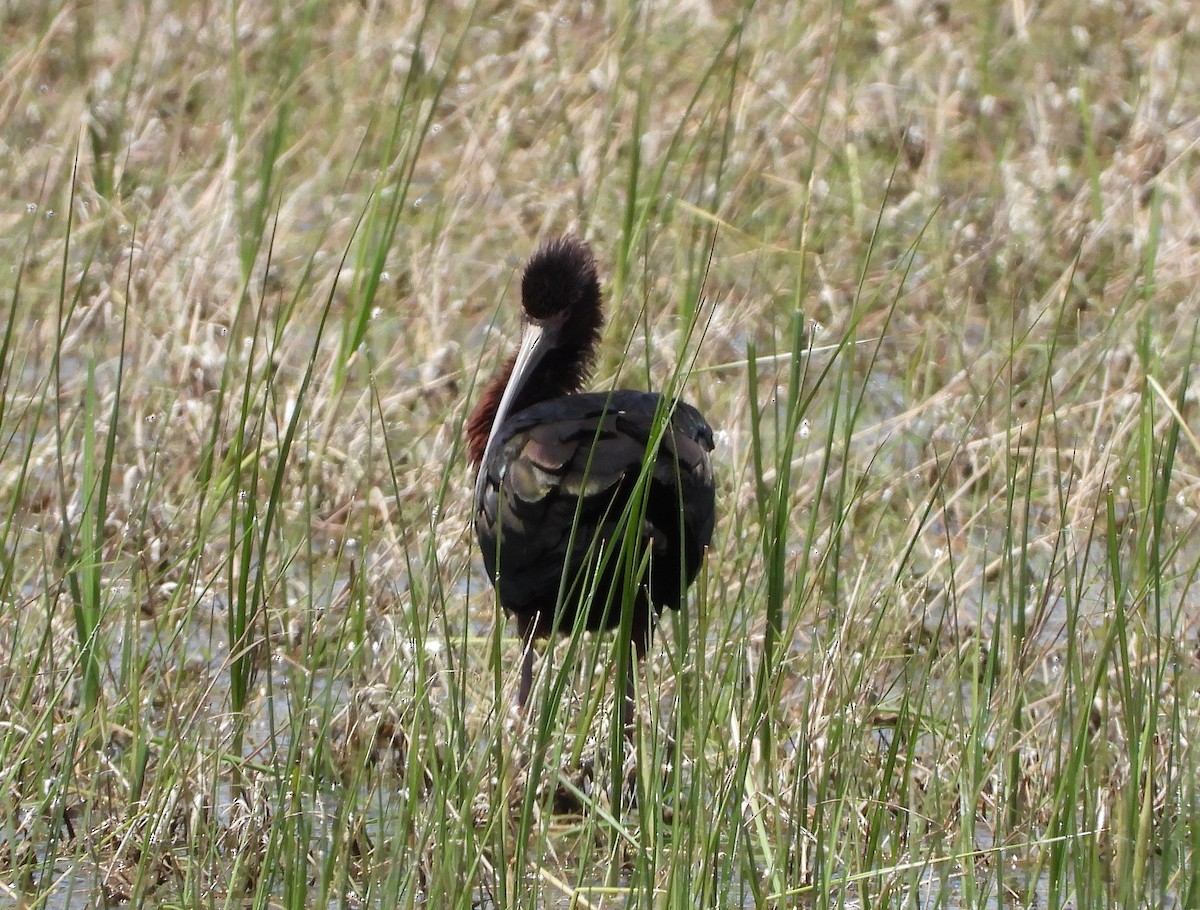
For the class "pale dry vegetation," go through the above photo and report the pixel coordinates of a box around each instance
[1,0,1199,907]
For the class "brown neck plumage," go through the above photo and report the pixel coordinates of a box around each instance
[466,341,596,468]
[466,355,515,467]
[467,236,604,468]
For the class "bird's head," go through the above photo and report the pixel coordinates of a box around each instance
[467,236,604,472]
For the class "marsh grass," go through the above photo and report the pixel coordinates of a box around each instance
[2,0,1199,906]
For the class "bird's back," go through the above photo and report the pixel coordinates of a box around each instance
[474,390,715,639]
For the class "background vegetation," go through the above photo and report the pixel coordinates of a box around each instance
[1,0,1198,906]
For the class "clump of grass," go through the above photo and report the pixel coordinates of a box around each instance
[1,1,1198,907]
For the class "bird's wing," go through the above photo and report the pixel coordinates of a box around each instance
[477,398,714,613]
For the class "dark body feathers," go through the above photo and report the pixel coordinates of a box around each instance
[475,391,715,648]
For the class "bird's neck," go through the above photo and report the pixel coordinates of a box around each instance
[466,344,593,467]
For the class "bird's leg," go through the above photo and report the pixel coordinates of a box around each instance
[517,645,534,713]
[514,612,545,714]
[622,654,637,734]
[622,612,651,736]
[609,615,651,810]
[515,620,537,713]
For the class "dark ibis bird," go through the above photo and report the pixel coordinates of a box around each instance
[467,236,716,715]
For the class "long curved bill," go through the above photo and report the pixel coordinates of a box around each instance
[474,321,551,503]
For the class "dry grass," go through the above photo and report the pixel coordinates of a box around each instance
[1,0,1199,906]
